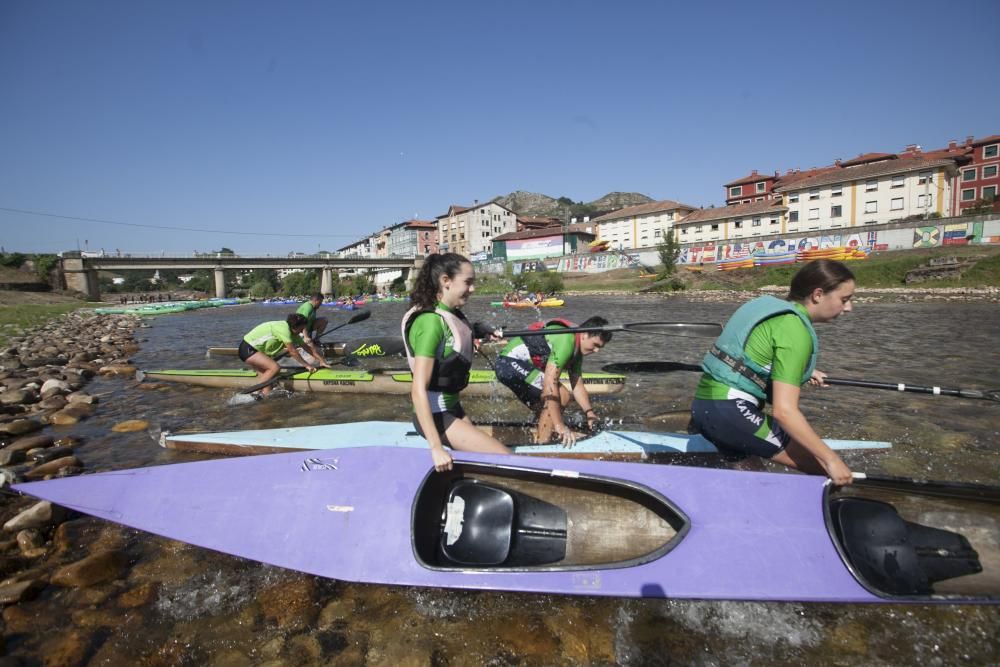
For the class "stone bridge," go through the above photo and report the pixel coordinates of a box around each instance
[60,254,423,301]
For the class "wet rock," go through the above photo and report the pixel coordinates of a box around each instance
[111,419,149,433]
[4,501,66,532]
[48,410,80,426]
[40,379,70,399]
[51,549,129,587]
[71,607,122,628]
[0,469,20,488]
[0,578,45,605]
[28,445,75,463]
[318,597,356,627]
[53,518,127,557]
[259,577,319,631]
[53,436,81,448]
[24,455,82,480]
[66,392,96,405]
[0,419,42,437]
[37,395,68,411]
[3,434,52,455]
[0,449,24,467]
[98,364,136,377]
[118,581,159,608]
[285,634,323,663]
[38,628,101,667]
[0,390,36,407]
[15,529,44,554]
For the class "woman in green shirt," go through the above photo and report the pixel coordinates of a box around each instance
[690,259,856,485]
[239,313,330,396]
[402,253,510,472]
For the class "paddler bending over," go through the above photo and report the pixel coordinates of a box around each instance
[403,253,510,472]
[690,259,855,485]
[495,316,610,446]
[239,313,332,396]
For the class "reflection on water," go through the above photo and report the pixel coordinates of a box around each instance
[8,297,1000,663]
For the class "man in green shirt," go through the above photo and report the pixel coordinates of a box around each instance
[296,293,328,343]
[239,313,331,396]
[495,317,611,446]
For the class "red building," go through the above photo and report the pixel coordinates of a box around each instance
[723,170,779,205]
[954,135,1000,212]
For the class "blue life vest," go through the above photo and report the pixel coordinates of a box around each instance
[701,295,818,401]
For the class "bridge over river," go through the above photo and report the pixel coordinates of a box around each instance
[60,254,422,300]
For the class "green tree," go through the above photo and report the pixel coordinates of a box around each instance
[389,276,407,293]
[657,229,681,279]
[248,280,275,298]
[185,270,214,293]
[281,270,320,296]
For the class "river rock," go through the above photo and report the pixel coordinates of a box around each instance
[0,390,36,407]
[0,419,42,437]
[259,578,319,631]
[66,392,96,405]
[29,445,75,464]
[40,379,71,399]
[0,469,19,488]
[0,450,24,467]
[3,501,66,532]
[118,581,159,609]
[6,434,54,453]
[0,579,45,605]
[48,410,80,426]
[24,455,82,480]
[98,364,136,377]
[38,628,100,667]
[111,419,148,433]
[38,395,68,411]
[15,529,44,554]
[51,549,128,587]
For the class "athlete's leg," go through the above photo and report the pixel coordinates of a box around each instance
[245,352,280,396]
[444,416,511,454]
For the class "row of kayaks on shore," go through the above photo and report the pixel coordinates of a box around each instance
[94,298,250,316]
[14,435,999,603]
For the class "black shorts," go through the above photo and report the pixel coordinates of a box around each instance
[494,356,543,408]
[238,340,259,362]
[690,397,790,458]
[411,404,467,447]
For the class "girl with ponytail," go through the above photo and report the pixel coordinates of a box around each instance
[402,253,509,471]
[691,259,857,485]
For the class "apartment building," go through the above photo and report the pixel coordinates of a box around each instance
[387,220,439,257]
[956,135,1000,211]
[775,155,956,232]
[336,236,373,258]
[674,200,787,244]
[436,201,517,259]
[592,199,697,250]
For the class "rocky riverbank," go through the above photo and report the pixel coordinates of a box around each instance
[0,311,146,617]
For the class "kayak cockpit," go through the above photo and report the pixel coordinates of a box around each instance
[827,480,1000,602]
[412,462,689,572]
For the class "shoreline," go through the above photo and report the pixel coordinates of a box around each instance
[560,286,1000,302]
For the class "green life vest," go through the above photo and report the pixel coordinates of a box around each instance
[701,295,819,400]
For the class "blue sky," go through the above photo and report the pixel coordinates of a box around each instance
[1,0,998,255]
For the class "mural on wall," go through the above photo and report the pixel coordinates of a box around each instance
[913,227,941,248]
[553,251,639,273]
[676,218,1000,264]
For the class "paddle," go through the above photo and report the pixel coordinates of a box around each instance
[825,377,1000,403]
[334,335,406,358]
[602,361,702,374]
[241,311,372,394]
[852,473,1000,502]
[499,322,723,339]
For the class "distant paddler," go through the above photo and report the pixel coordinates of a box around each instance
[239,314,332,396]
[403,253,510,472]
[690,259,856,485]
[296,293,328,351]
[495,317,611,446]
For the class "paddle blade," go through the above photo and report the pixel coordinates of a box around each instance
[339,336,406,358]
[348,310,372,324]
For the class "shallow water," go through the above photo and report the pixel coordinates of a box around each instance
[6,296,1000,664]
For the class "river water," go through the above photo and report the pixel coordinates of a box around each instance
[8,296,1000,665]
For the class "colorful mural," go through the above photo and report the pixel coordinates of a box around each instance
[553,251,639,273]
[913,227,941,248]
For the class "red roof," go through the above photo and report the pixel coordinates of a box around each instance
[590,199,698,224]
[724,172,773,187]
[677,200,786,225]
[838,153,896,167]
[774,156,957,192]
[494,224,595,242]
[970,134,1000,146]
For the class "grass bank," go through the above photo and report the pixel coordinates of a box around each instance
[0,303,98,348]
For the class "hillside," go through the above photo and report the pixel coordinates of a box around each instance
[491,190,653,221]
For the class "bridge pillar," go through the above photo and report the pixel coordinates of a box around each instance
[61,258,101,301]
[214,268,226,298]
[320,268,333,298]
[403,259,424,292]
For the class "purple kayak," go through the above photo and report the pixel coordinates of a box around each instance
[13,448,999,603]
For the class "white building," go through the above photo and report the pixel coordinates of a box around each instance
[436,201,517,259]
[336,236,374,259]
[592,199,697,250]
[674,200,787,244]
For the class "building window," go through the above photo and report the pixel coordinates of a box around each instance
[755,197,764,202]
[984,144,999,159]
[864,220,878,225]
[983,185,998,200]
[831,205,842,218]
[788,193,799,203]
[963,168,977,182]
[865,180,878,192]
[770,218,779,225]
[733,219,742,228]
[756,182,766,193]
[831,185,843,197]
[654,229,662,238]
[752,217,762,227]
[890,197,904,211]
[808,208,819,220]
[917,194,932,208]
[962,188,977,201]
[789,211,799,222]
[918,171,932,185]
[809,189,819,200]
[681,227,688,234]
[891,175,905,188]
[729,186,741,197]
[864,200,878,213]
[711,224,719,231]
[983,165,998,179]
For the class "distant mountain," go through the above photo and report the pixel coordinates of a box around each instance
[491,190,654,221]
